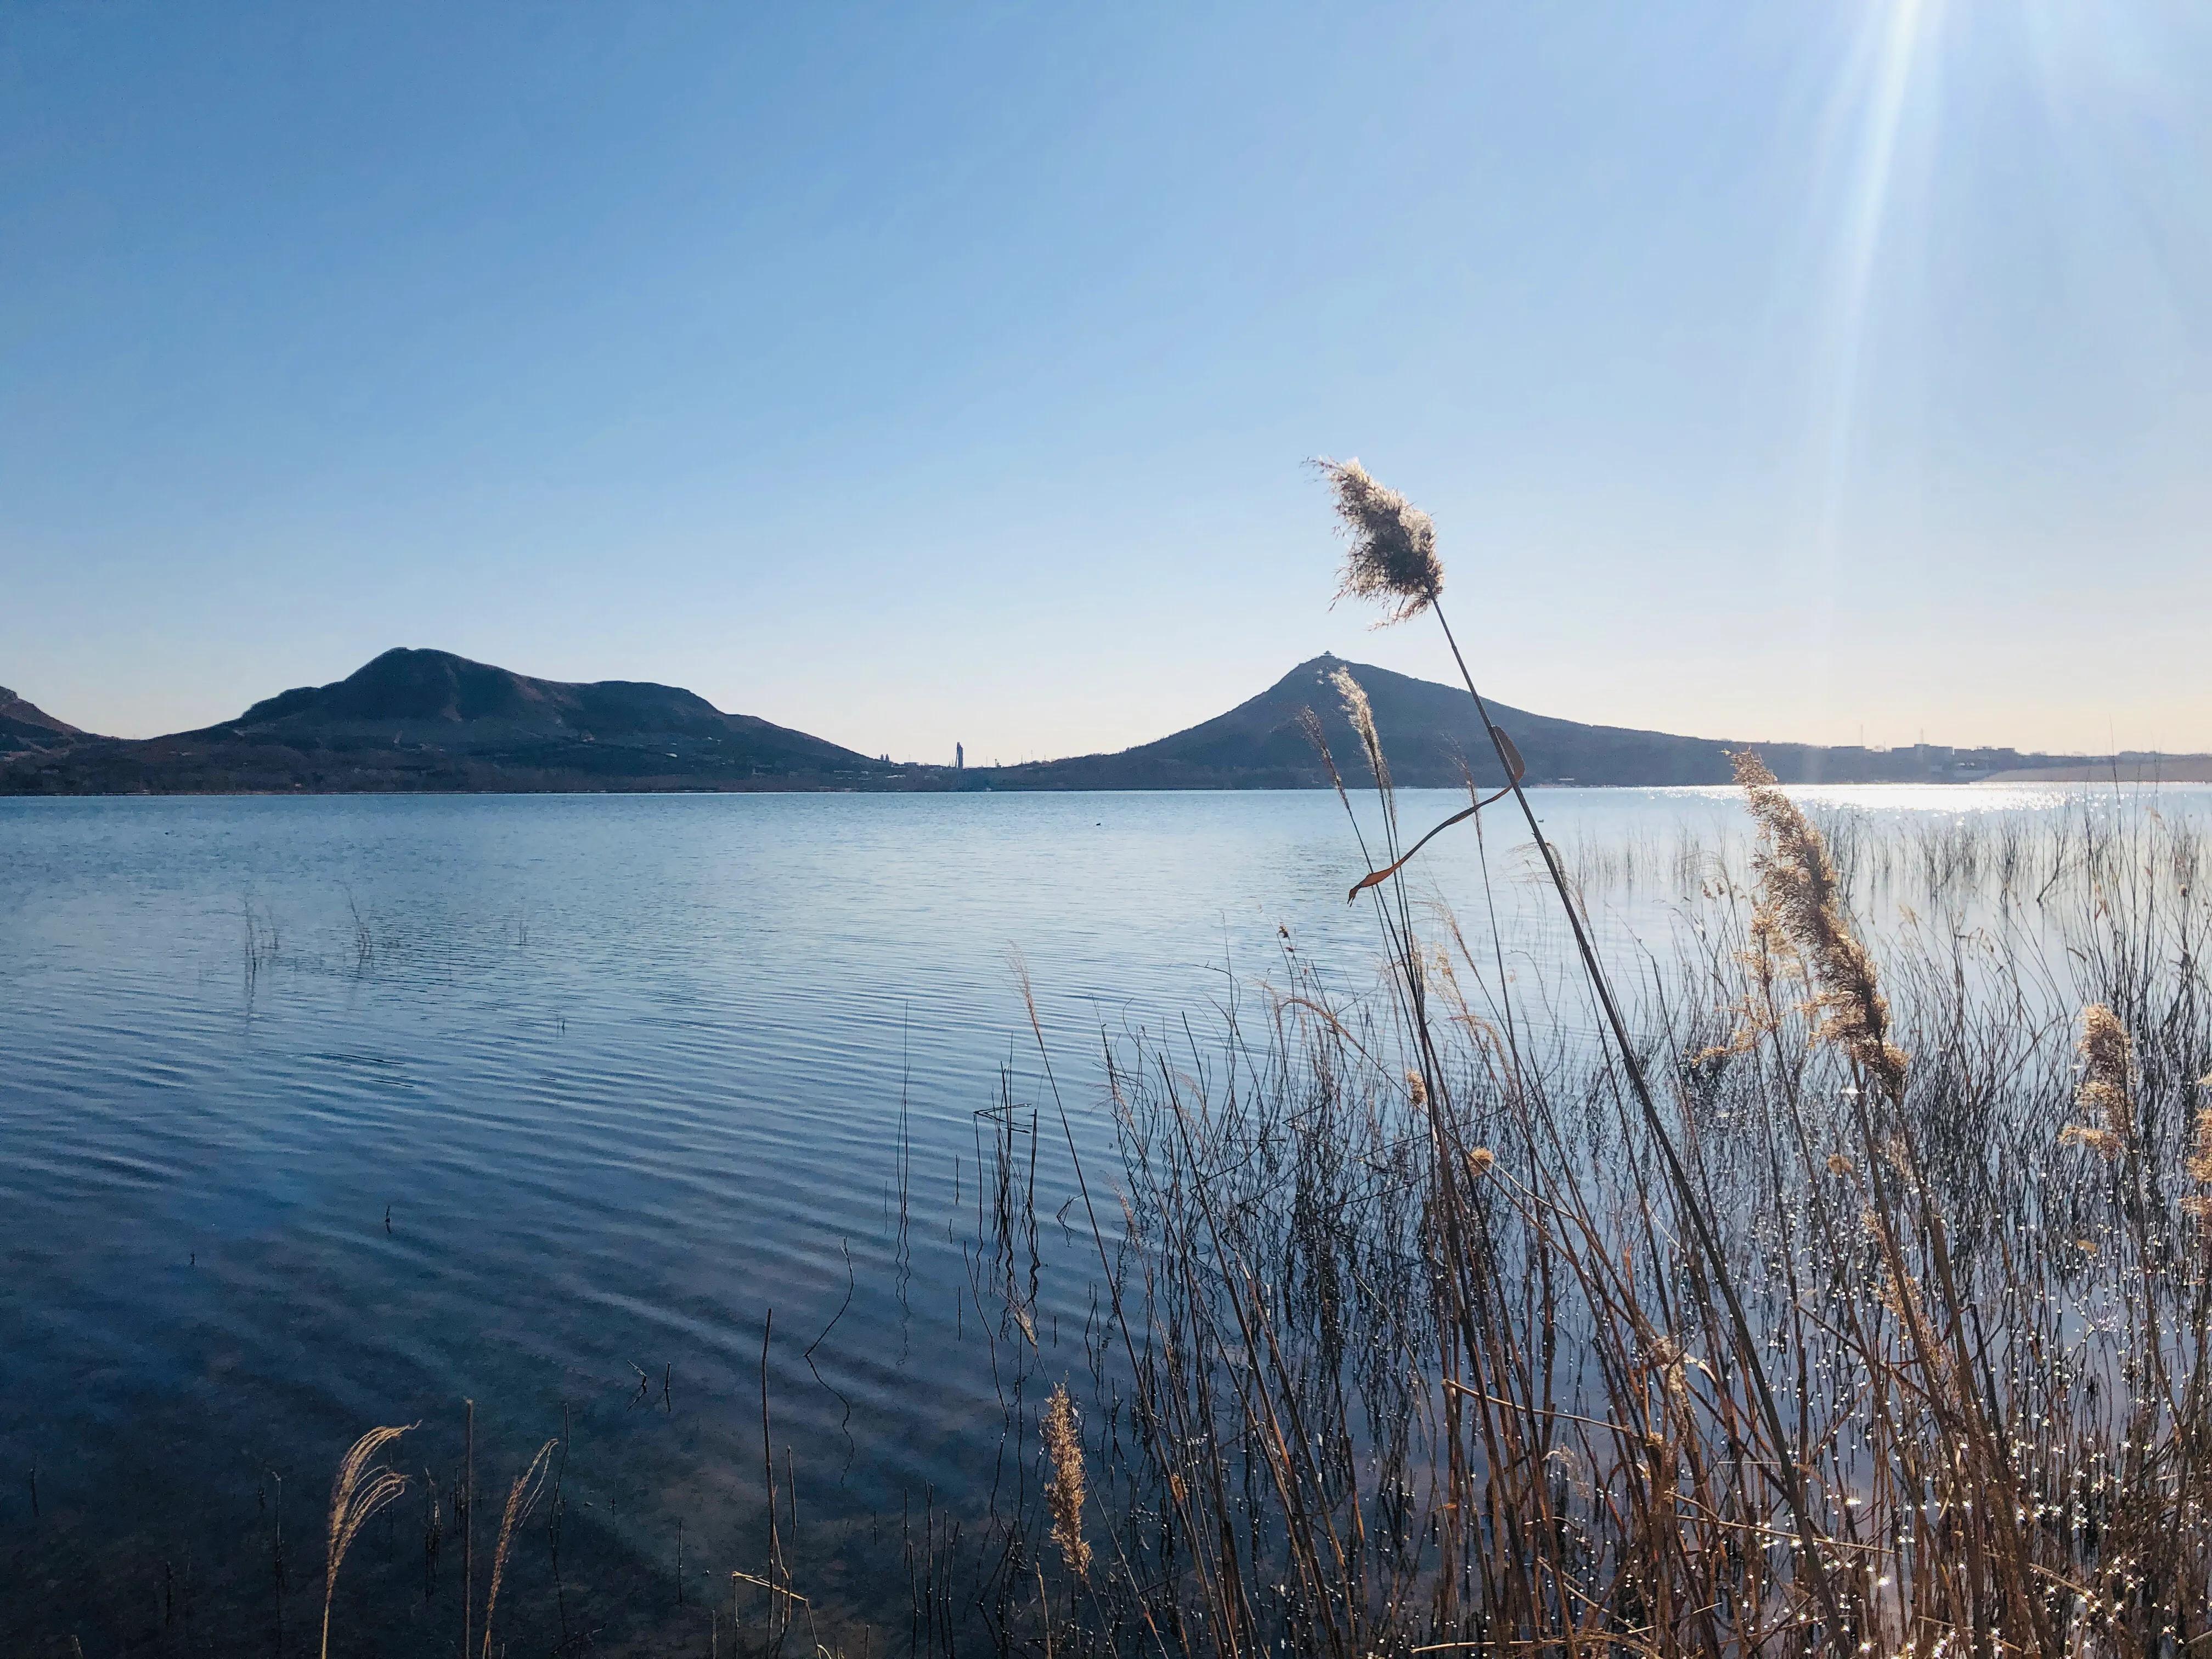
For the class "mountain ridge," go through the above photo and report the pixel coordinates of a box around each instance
[983,654,2118,789]
[1,647,2199,794]
[0,648,894,793]
[0,685,91,757]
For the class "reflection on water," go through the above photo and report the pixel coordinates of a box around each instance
[1,784,2202,1649]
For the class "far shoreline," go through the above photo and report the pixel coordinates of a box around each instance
[7,773,2211,803]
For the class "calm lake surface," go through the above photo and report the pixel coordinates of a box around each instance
[4,785,2204,1647]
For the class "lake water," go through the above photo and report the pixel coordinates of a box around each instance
[3,784,2202,1651]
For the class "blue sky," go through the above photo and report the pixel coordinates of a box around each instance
[4,2,2207,759]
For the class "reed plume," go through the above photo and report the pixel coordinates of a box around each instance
[1730,749,1908,1098]
[2187,1106,2212,1187]
[321,1424,414,1659]
[2061,1123,2123,1159]
[2066,1003,2135,1161]
[479,1439,557,1659]
[1329,666,1388,789]
[1313,458,1442,624]
[1040,1383,1091,1581]
[2182,1101,2212,1220]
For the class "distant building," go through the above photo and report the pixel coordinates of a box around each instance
[956,742,964,770]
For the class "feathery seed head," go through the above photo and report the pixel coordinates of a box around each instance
[322,1424,415,1659]
[1729,751,1907,1098]
[2061,1122,2123,1162]
[1041,1383,1091,1581]
[1647,1336,1691,1403]
[2186,1106,2212,1187]
[480,1440,558,1659]
[1314,458,1443,625]
[2079,1008,2132,1150]
[1330,667,1389,788]
[1405,1069,1428,1108]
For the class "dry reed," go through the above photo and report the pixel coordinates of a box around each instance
[478,1438,556,1659]
[1042,776,2212,1656]
[2070,1001,2136,1159]
[1040,1383,1091,1583]
[320,1424,412,1659]
[1314,458,1442,624]
[1330,665,1389,790]
[1730,748,1908,1098]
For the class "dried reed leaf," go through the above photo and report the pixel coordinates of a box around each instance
[1490,724,1525,783]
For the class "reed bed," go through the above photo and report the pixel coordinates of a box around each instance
[982,760,2212,1659]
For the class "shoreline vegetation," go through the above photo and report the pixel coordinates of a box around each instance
[15,469,2212,1655]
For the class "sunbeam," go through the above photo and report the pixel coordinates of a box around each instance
[1799,0,1939,707]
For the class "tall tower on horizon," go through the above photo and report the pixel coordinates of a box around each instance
[956,742,964,770]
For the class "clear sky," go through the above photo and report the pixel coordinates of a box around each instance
[4,2,2207,760]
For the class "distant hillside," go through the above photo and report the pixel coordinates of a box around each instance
[3,648,2190,795]
[0,648,898,794]
[0,686,90,757]
[1982,758,2212,785]
[975,655,2128,790]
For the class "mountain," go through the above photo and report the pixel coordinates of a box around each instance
[0,648,896,794]
[974,655,2120,789]
[0,686,91,756]
[3,648,2187,795]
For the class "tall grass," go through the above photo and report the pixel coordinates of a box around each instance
[1001,759,2212,1657]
